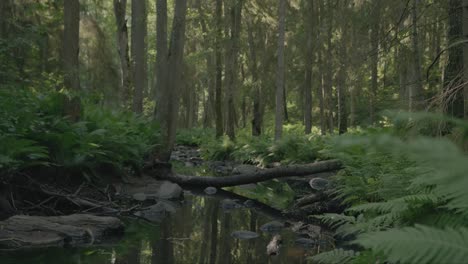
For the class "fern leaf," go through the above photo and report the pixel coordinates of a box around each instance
[309,249,358,264]
[355,225,468,264]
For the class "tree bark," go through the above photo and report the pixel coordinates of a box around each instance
[225,0,243,140]
[369,1,381,124]
[131,0,147,114]
[247,21,262,136]
[113,0,132,105]
[275,0,286,140]
[337,2,348,134]
[151,159,342,187]
[62,0,81,122]
[154,0,168,119]
[463,0,468,118]
[304,0,315,135]
[214,0,224,138]
[162,0,188,160]
[409,0,424,111]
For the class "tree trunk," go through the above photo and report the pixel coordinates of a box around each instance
[324,1,334,133]
[154,0,168,119]
[151,159,342,187]
[225,0,243,140]
[445,0,464,118]
[214,0,224,138]
[463,0,468,118]
[113,0,132,105]
[304,1,315,135]
[131,0,147,114]
[157,0,188,161]
[409,0,424,111]
[337,2,348,134]
[369,1,381,124]
[63,0,81,122]
[247,21,262,136]
[275,0,286,141]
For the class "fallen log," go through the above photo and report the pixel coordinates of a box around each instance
[152,159,342,188]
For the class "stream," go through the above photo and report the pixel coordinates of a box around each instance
[0,189,333,264]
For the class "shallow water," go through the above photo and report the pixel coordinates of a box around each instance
[0,190,332,264]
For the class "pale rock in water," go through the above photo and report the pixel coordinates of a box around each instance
[260,221,284,232]
[231,230,259,240]
[204,187,217,195]
[308,177,330,191]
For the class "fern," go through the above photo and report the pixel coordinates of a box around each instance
[309,249,358,264]
[355,225,468,264]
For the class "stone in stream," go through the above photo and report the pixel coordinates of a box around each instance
[294,237,316,248]
[132,193,147,201]
[134,201,178,222]
[308,177,330,191]
[156,181,183,199]
[243,199,255,208]
[260,221,285,232]
[220,199,242,211]
[230,230,259,240]
[204,187,217,195]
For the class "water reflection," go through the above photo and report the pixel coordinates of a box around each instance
[0,193,332,264]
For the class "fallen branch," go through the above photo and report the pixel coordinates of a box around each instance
[152,159,342,188]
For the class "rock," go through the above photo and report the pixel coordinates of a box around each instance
[295,238,316,248]
[0,214,123,250]
[204,187,217,195]
[220,199,241,211]
[135,201,178,222]
[267,235,282,256]
[230,231,259,240]
[260,221,285,233]
[132,193,147,201]
[243,200,255,208]
[232,164,260,175]
[156,181,183,199]
[184,161,195,167]
[308,177,330,191]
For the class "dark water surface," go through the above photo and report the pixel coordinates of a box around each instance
[0,191,332,264]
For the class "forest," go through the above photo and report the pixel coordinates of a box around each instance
[1,0,468,263]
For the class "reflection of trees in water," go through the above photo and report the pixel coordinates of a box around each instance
[151,216,174,264]
[115,242,141,264]
[216,210,232,264]
[209,199,219,264]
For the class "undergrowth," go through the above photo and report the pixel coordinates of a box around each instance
[0,89,160,182]
[311,114,468,264]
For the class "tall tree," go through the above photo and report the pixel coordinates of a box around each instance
[444,0,464,117]
[214,0,224,138]
[113,0,132,104]
[154,0,168,119]
[337,1,349,134]
[409,0,424,111]
[247,19,262,136]
[63,0,81,122]
[131,0,147,113]
[369,1,381,124]
[274,0,286,140]
[303,0,315,134]
[225,0,243,140]
[156,0,188,160]
[463,0,468,118]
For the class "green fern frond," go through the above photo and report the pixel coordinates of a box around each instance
[355,224,468,264]
[313,213,357,229]
[309,249,358,264]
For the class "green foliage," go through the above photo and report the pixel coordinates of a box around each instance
[176,128,215,146]
[309,249,358,264]
[312,115,468,264]
[198,130,325,166]
[0,89,160,181]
